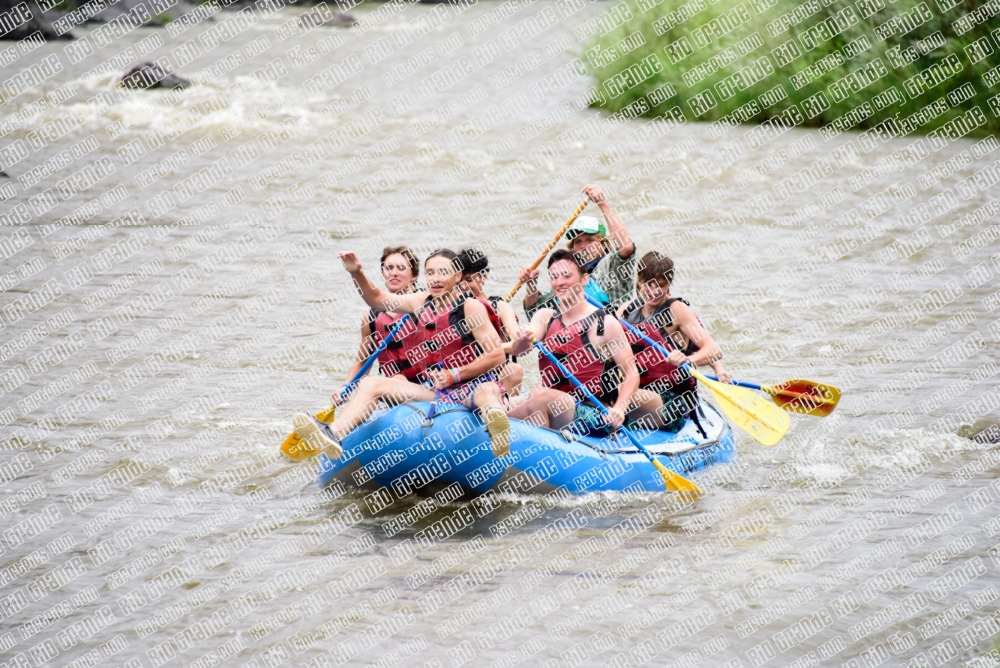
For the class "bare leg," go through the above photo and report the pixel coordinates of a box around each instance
[504,391,549,428]
[472,381,505,413]
[331,376,436,440]
[295,377,435,459]
[542,388,578,431]
[295,376,433,459]
[497,362,524,397]
[507,387,575,431]
[625,388,671,430]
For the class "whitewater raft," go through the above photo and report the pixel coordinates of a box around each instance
[317,399,735,496]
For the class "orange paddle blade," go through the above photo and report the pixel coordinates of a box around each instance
[764,380,841,417]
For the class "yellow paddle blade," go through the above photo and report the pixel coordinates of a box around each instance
[652,459,702,497]
[280,407,337,460]
[762,379,841,417]
[280,433,314,460]
[691,370,791,446]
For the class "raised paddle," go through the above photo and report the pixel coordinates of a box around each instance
[588,297,790,447]
[530,336,702,496]
[504,200,588,302]
[702,375,841,417]
[281,315,413,459]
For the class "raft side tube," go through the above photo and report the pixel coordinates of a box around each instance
[317,400,736,495]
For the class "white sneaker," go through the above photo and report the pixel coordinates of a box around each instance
[484,407,511,458]
[293,413,343,459]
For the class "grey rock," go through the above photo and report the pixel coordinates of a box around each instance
[82,0,202,25]
[958,419,1000,444]
[86,4,129,22]
[121,61,191,90]
[298,6,357,27]
[0,0,73,40]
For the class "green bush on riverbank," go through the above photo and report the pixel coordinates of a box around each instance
[585,0,1000,138]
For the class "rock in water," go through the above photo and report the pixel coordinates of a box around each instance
[0,0,73,40]
[298,6,357,28]
[121,62,191,90]
[957,419,1000,444]
[84,0,202,24]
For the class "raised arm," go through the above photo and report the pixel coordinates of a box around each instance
[339,251,425,314]
[615,297,639,320]
[583,184,634,259]
[520,264,541,310]
[598,316,639,426]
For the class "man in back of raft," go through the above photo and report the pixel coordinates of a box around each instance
[520,183,637,321]
[506,250,672,434]
[292,248,512,460]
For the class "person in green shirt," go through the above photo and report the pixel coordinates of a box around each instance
[519,183,636,321]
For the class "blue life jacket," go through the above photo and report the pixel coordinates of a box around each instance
[584,279,610,306]
[582,257,610,305]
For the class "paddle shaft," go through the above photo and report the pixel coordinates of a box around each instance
[704,375,759,390]
[704,373,834,403]
[504,201,588,303]
[340,314,412,400]
[531,338,661,464]
[583,294,694,372]
[281,317,411,459]
[600,299,833,409]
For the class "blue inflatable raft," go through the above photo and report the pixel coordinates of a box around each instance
[317,399,736,496]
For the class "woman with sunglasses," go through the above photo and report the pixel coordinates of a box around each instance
[295,249,511,460]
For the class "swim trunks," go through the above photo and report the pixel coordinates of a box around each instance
[568,401,637,437]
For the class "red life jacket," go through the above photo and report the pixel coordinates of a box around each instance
[486,295,518,332]
[367,309,422,382]
[621,298,697,396]
[538,308,621,404]
[407,294,501,382]
[485,294,518,363]
[477,296,505,341]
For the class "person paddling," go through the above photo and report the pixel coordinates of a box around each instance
[293,249,511,459]
[618,251,732,432]
[456,247,525,396]
[519,183,636,321]
[336,246,421,403]
[506,250,665,435]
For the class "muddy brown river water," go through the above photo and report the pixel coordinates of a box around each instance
[1,1,1000,666]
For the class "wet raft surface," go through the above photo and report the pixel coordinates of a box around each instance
[1,1,1000,666]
